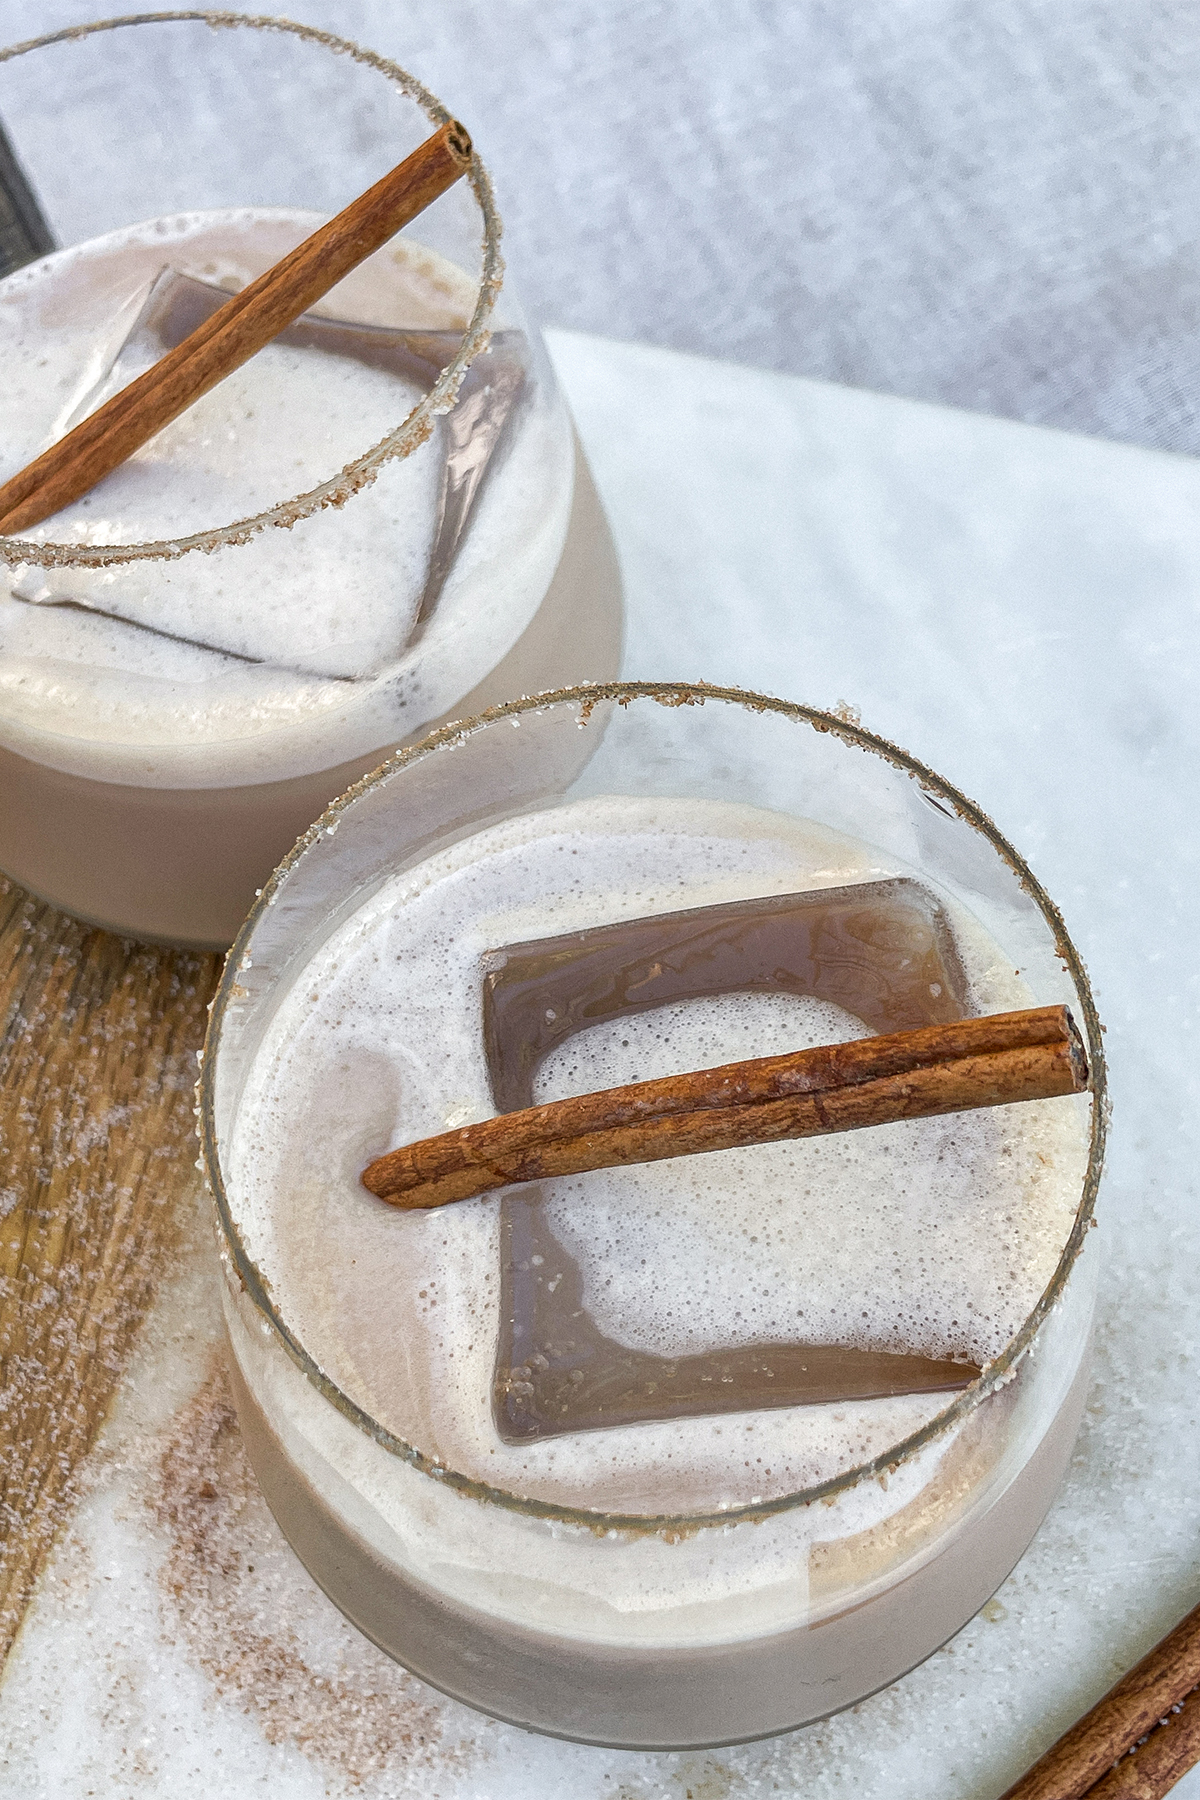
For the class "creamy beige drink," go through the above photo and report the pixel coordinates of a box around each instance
[0,210,621,945]
[203,687,1104,1748]
[231,795,1085,1500]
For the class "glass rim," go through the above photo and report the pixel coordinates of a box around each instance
[199,680,1108,1535]
[0,10,503,572]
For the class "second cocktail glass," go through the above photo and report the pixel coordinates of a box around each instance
[0,14,622,945]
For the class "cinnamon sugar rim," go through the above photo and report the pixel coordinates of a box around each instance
[0,12,503,571]
[199,681,1107,1536]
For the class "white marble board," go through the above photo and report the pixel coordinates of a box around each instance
[1,330,1197,1798]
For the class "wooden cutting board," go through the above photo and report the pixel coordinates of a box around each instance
[0,875,219,1663]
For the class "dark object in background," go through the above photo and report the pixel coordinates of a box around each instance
[0,117,55,275]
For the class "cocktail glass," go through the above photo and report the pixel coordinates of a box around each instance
[0,15,621,945]
[200,681,1105,1750]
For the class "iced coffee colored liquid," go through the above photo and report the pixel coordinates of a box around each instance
[223,795,1091,1748]
[0,212,621,943]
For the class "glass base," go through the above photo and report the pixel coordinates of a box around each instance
[225,1304,1090,1750]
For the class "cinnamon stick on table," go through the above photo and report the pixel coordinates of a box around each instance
[998,1598,1200,1800]
[361,1003,1089,1211]
[0,120,472,535]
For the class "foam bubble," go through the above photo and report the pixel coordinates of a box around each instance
[533,994,1074,1370]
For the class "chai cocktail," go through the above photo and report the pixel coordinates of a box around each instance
[202,683,1104,1749]
[0,17,621,945]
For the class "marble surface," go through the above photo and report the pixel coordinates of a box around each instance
[1,332,1198,1797]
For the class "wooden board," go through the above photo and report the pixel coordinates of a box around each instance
[0,875,219,1663]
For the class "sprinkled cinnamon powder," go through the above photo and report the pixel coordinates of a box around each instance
[152,1356,480,1788]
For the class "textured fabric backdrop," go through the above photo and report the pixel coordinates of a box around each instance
[4,0,1200,452]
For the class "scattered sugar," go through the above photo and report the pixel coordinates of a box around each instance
[153,1357,472,1787]
[0,1162,487,1797]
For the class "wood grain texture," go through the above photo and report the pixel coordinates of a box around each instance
[0,876,219,1664]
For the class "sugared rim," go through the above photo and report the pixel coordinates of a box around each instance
[0,11,503,570]
[199,681,1107,1535]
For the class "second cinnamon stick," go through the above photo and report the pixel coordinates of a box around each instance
[998,1600,1200,1800]
[362,1004,1088,1211]
[0,119,472,535]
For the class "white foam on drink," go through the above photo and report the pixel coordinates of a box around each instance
[226,796,1089,1515]
[10,338,441,677]
[534,997,1072,1368]
[0,210,573,786]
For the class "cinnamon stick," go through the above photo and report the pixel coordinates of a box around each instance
[998,1600,1200,1800]
[1086,1677,1200,1792]
[361,1003,1088,1211]
[1084,1683,1200,1799]
[0,120,472,535]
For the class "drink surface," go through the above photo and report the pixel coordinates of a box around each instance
[226,795,1088,1516]
[489,880,982,1439]
[0,210,574,787]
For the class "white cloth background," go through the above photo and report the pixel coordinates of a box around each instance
[4,0,1200,452]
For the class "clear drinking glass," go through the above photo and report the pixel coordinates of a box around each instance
[0,15,622,946]
[200,682,1106,1750]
